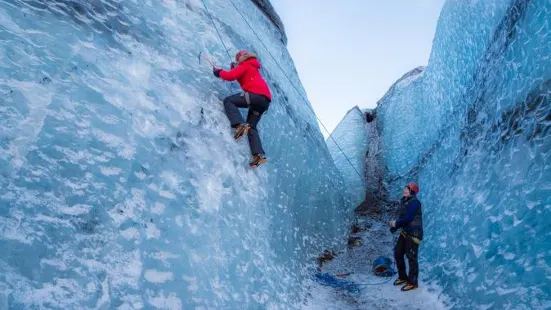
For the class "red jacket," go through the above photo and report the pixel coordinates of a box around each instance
[219,58,272,101]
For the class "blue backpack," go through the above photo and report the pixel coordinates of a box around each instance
[372,256,396,277]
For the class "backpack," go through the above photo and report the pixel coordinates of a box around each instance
[371,256,396,277]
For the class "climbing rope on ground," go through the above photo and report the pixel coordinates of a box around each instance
[314,232,398,293]
[200,0,364,181]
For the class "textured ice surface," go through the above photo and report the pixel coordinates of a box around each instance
[326,106,368,207]
[0,0,355,309]
[376,0,551,308]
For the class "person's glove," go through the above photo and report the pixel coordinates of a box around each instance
[230,62,236,69]
[390,227,397,234]
[387,220,396,228]
[213,67,222,78]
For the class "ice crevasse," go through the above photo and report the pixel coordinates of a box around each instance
[0,0,357,309]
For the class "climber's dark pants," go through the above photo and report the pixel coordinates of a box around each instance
[394,232,420,286]
[223,92,270,156]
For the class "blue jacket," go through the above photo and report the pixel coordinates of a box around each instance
[395,196,422,230]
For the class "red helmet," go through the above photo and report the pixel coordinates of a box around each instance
[235,50,248,62]
[406,182,419,195]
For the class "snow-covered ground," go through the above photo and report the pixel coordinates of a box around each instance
[302,216,450,310]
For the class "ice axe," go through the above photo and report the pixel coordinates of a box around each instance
[198,52,216,68]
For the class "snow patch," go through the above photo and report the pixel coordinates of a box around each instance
[144,270,174,284]
[147,290,182,310]
[59,204,92,215]
[146,223,161,239]
[100,166,122,176]
[121,227,140,240]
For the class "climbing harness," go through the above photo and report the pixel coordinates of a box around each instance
[243,92,262,117]
[200,0,364,181]
[401,231,421,245]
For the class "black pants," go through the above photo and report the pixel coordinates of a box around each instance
[394,232,420,286]
[223,92,270,156]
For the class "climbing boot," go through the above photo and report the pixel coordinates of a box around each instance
[249,154,266,168]
[234,123,250,140]
[393,278,407,286]
[401,283,418,291]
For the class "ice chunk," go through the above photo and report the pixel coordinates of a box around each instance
[327,106,369,206]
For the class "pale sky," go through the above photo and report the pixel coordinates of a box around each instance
[270,0,446,136]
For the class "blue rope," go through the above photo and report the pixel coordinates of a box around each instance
[200,0,232,62]
[227,0,364,181]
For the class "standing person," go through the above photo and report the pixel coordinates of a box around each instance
[212,50,272,168]
[388,182,423,291]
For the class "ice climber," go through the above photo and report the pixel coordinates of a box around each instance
[212,50,272,168]
[388,182,423,291]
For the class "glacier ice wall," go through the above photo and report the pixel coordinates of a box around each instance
[0,0,355,309]
[362,108,385,211]
[376,0,551,308]
[251,0,287,45]
[326,106,368,208]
